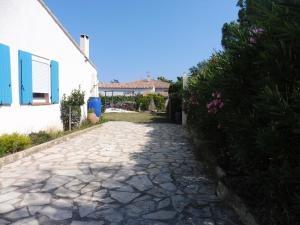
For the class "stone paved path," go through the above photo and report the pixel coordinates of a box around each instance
[0,122,241,225]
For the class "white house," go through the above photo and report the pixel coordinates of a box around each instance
[99,78,170,97]
[0,0,98,134]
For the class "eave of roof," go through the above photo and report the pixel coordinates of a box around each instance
[37,0,97,70]
[98,80,170,89]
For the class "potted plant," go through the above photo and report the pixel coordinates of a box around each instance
[87,108,98,124]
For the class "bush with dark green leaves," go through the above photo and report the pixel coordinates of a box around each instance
[0,134,32,156]
[29,131,52,145]
[168,77,183,123]
[184,1,300,224]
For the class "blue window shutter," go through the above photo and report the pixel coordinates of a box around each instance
[0,43,12,105]
[18,50,32,105]
[50,60,59,104]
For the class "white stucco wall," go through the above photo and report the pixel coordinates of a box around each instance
[99,88,168,96]
[99,88,153,96]
[0,0,98,134]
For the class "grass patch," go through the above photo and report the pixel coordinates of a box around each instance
[104,112,169,123]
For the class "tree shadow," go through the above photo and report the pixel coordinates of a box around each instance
[0,122,242,225]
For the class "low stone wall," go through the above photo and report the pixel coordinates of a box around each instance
[188,128,259,225]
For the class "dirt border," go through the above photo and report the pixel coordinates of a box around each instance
[0,124,103,168]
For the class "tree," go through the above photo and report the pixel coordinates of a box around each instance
[110,79,119,83]
[157,76,172,83]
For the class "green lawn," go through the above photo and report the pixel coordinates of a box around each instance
[103,112,169,123]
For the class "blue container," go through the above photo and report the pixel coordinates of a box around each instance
[88,97,101,117]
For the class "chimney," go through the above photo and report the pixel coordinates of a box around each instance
[80,34,89,58]
[147,74,151,82]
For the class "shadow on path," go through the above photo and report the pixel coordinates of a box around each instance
[0,122,242,225]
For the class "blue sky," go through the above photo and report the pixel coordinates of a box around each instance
[44,0,239,82]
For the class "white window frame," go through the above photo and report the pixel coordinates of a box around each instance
[31,55,51,105]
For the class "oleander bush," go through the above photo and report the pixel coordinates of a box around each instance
[183,1,300,224]
[168,77,183,123]
[0,134,32,156]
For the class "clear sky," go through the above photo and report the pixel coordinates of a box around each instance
[44,0,239,82]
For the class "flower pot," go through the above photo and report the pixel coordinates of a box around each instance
[87,112,98,124]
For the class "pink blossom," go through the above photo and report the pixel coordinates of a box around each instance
[252,27,264,35]
[250,37,256,44]
[207,91,224,114]
[249,27,264,45]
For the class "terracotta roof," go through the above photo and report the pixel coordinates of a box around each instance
[98,79,170,89]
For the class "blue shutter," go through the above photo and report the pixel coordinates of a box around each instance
[50,60,59,104]
[19,50,32,105]
[0,43,12,105]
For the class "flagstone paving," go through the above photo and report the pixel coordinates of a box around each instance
[0,122,241,225]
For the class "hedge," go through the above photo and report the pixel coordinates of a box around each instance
[183,1,300,225]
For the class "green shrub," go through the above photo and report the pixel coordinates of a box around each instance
[135,94,151,111]
[80,115,107,129]
[149,94,166,111]
[60,88,85,131]
[80,119,92,129]
[97,115,108,124]
[29,131,52,145]
[0,134,32,156]
[184,1,300,224]
[135,94,166,111]
[168,77,183,122]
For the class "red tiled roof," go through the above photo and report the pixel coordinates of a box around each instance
[98,79,170,89]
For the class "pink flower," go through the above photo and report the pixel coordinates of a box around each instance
[207,91,224,114]
[249,27,264,45]
[252,27,264,35]
[249,37,256,44]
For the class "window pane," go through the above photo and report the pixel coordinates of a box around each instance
[32,56,50,94]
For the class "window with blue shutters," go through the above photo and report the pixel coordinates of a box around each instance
[0,43,12,105]
[19,50,59,105]
[19,50,33,105]
[50,60,59,104]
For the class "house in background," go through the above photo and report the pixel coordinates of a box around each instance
[98,76,170,97]
[0,0,98,134]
